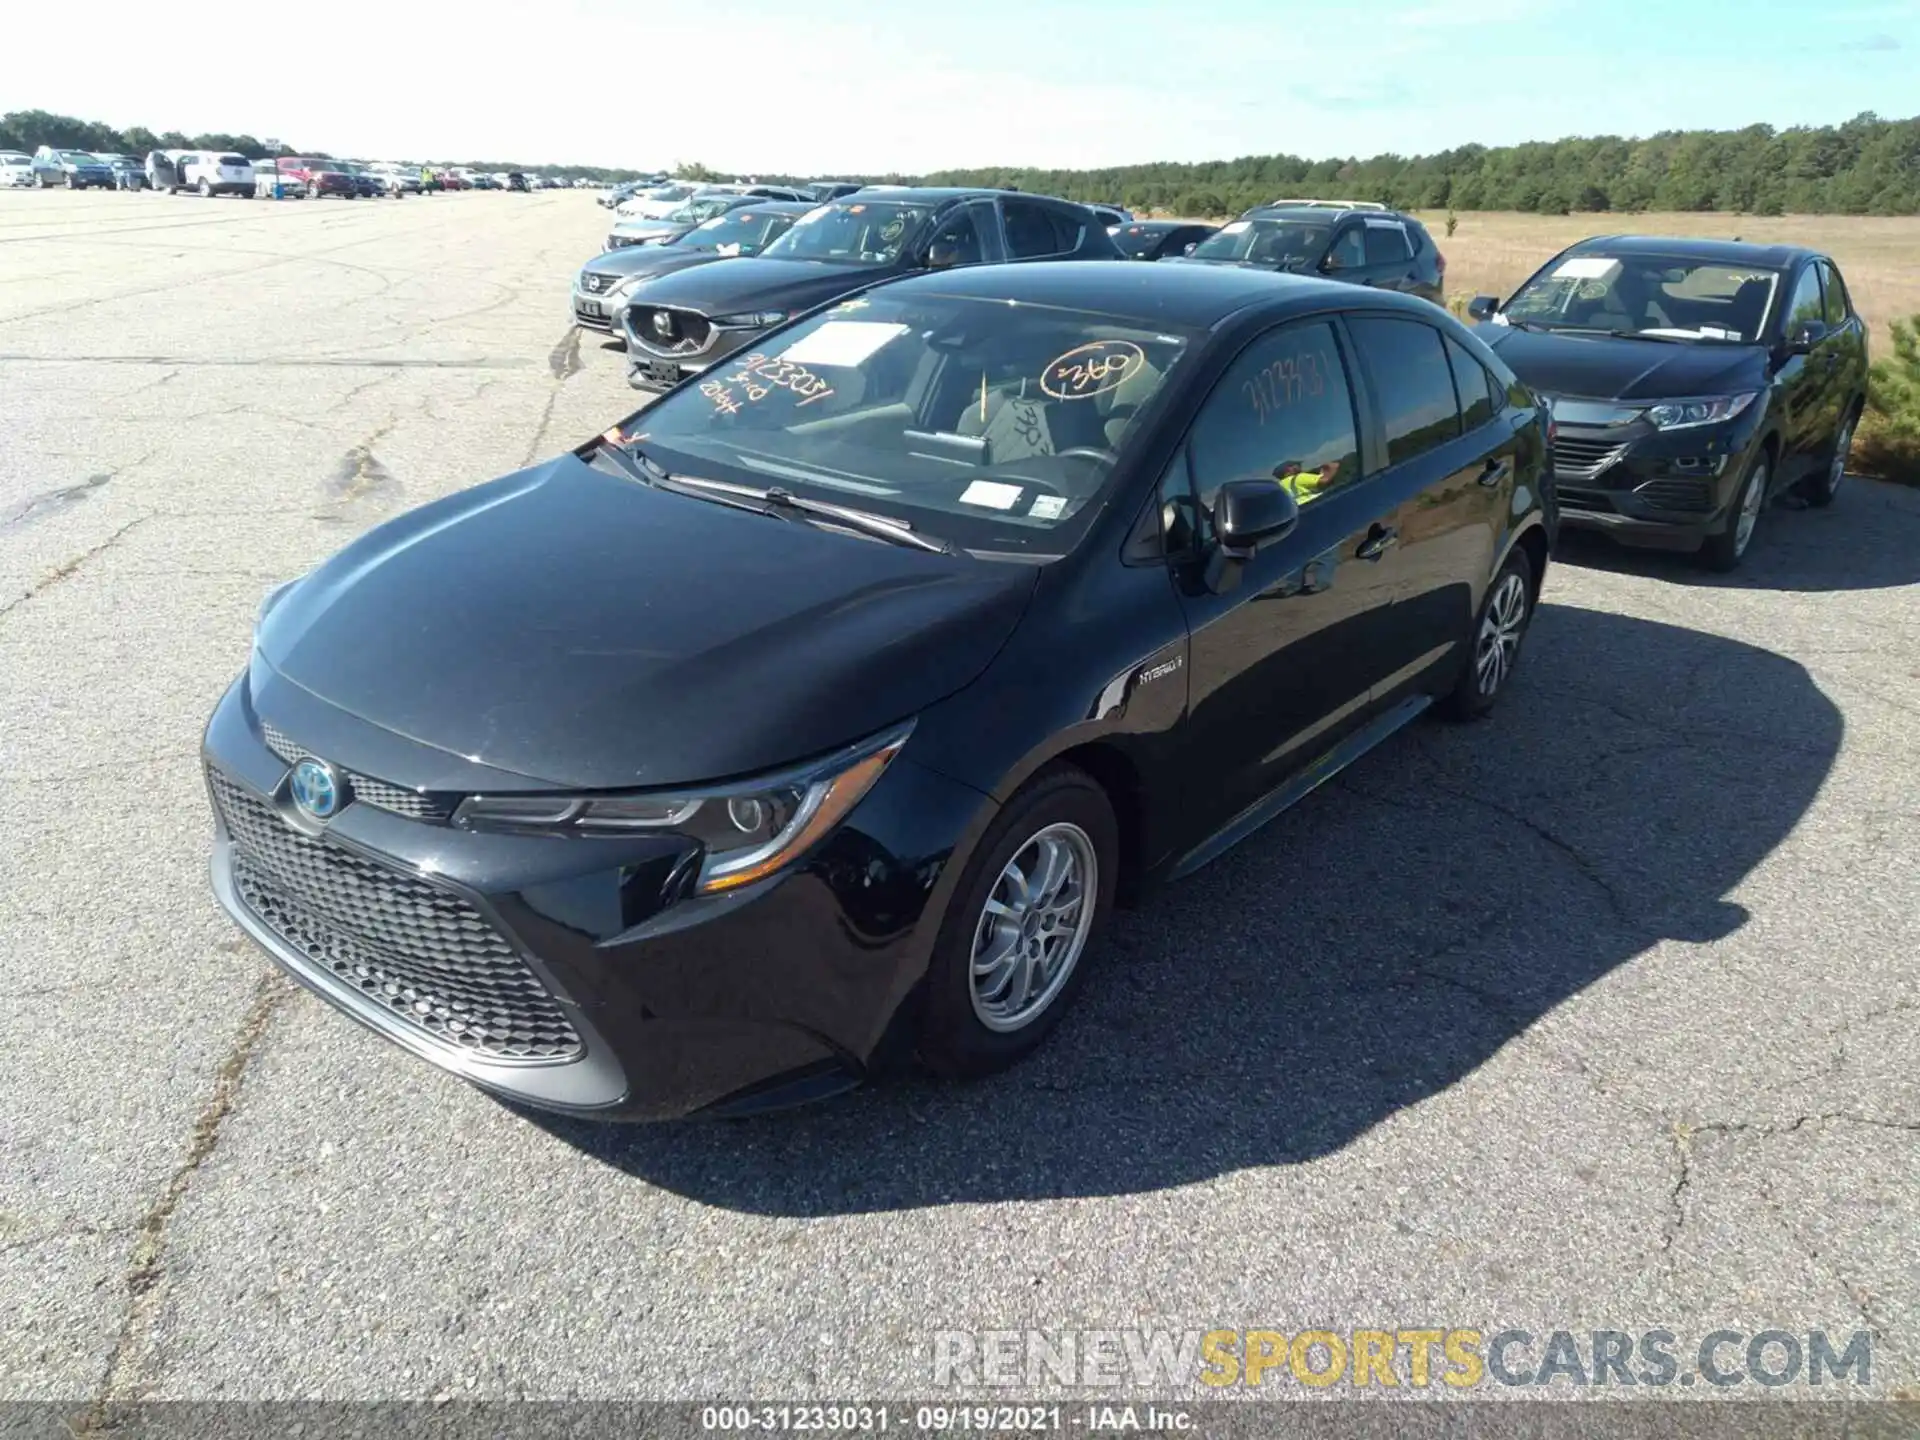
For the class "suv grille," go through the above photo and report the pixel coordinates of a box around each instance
[210,770,582,1061]
[1553,436,1629,481]
[581,271,620,295]
[259,721,451,823]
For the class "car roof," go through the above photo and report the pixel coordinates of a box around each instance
[1566,234,1819,267]
[878,258,1416,327]
[1117,220,1193,232]
[1243,204,1409,224]
[829,186,1074,206]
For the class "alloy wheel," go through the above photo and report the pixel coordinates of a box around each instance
[969,822,1098,1033]
[1828,420,1853,498]
[1734,460,1767,557]
[1475,570,1529,697]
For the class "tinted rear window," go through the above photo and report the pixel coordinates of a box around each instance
[1347,315,1461,466]
[1363,223,1413,266]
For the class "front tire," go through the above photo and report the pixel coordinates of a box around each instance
[1805,409,1855,509]
[1440,551,1535,721]
[917,767,1117,1080]
[1701,449,1769,572]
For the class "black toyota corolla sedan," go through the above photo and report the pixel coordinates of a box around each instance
[1469,236,1869,571]
[204,262,1552,1120]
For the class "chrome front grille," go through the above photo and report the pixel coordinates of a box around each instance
[626,306,713,357]
[259,721,451,823]
[1552,436,1629,481]
[210,769,582,1062]
[580,271,619,295]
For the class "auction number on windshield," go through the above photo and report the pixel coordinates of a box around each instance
[1041,339,1145,400]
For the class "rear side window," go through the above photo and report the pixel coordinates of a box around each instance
[1362,222,1413,266]
[1002,200,1079,259]
[1186,320,1362,520]
[1444,336,1499,432]
[1347,316,1462,466]
[220,154,247,167]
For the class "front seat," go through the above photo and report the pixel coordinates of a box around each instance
[1723,277,1774,340]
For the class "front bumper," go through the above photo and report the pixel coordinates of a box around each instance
[1549,417,1754,550]
[202,670,990,1119]
[571,279,625,331]
[622,314,763,393]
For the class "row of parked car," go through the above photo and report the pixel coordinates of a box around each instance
[0,146,600,198]
[570,186,1867,575]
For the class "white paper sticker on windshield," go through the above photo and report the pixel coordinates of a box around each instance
[1029,494,1067,520]
[1219,220,1250,234]
[779,321,909,368]
[1553,256,1621,280]
[959,480,1023,510]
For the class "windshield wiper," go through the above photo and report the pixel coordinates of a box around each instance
[586,438,955,554]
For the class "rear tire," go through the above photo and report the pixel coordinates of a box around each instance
[1805,409,1855,509]
[198,179,212,197]
[1440,551,1535,721]
[916,767,1117,1080]
[1700,450,1769,572]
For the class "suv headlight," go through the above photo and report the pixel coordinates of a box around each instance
[1642,393,1760,430]
[713,310,786,327]
[452,722,911,894]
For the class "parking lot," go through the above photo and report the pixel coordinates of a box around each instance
[3,190,1917,1404]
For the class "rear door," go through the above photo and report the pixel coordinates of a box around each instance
[1352,218,1420,293]
[1775,261,1837,483]
[1167,317,1407,836]
[1817,258,1869,417]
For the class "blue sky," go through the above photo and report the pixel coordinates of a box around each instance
[3,0,1914,172]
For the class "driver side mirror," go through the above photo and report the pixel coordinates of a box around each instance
[1785,319,1829,355]
[1320,252,1345,273]
[925,240,961,270]
[1467,294,1500,321]
[1203,479,1300,594]
[1182,242,1198,256]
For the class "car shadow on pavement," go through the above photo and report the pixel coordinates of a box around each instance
[1553,474,1920,592]
[519,602,1841,1214]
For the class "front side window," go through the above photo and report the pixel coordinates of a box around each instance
[1325,227,1367,271]
[1189,217,1331,271]
[616,292,1194,555]
[1347,316,1461,467]
[1505,252,1782,343]
[761,201,934,267]
[1186,320,1361,521]
[1782,264,1824,339]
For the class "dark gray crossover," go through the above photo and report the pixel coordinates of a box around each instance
[616,187,1123,392]
[204,262,1551,1120]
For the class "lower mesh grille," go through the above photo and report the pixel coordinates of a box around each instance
[211,769,582,1062]
[258,721,451,823]
[1633,478,1715,513]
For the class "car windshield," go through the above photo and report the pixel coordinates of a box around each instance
[4,156,30,166]
[59,151,99,164]
[612,290,1195,556]
[1503,254,1780,342]
[679,210,796,254]
[646,184,692,202]
[667,196,736,224]
[760,202,932,267]
[1189,217,1330,268]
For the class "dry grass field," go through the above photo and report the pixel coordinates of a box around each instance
[1404,210,1920,355]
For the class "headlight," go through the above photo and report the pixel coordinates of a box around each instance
[1642,393,1760,430]
[452,722,911,894]
[713,310,786,327]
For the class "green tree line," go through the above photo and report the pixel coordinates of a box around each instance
[925,111,1920,218]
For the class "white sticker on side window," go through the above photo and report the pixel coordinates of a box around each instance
[959,480,1023,510]
[1553,256,1621,280]
[778,321,909,368]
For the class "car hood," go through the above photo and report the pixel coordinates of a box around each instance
[629,256,886,317]
[255,454,1037,790]
[1475,325,1767,401]
[585,248,733,284]
[1160,255,1303,274]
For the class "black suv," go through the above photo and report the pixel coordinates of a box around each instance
[1175,200,1446,305]
[1470,236,1870,571]
[616,188,1122,392]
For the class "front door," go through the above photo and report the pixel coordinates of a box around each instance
[1168,318,1407,839]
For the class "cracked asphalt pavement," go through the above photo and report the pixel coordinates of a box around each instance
[2,190,1916,1405]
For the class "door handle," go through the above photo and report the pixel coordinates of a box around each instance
[1479,458,1512,487]
[1355,525,1398,561]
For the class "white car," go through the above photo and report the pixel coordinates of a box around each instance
[0,151,33,188]
[370,163,423,195]
[153,150,254,197]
